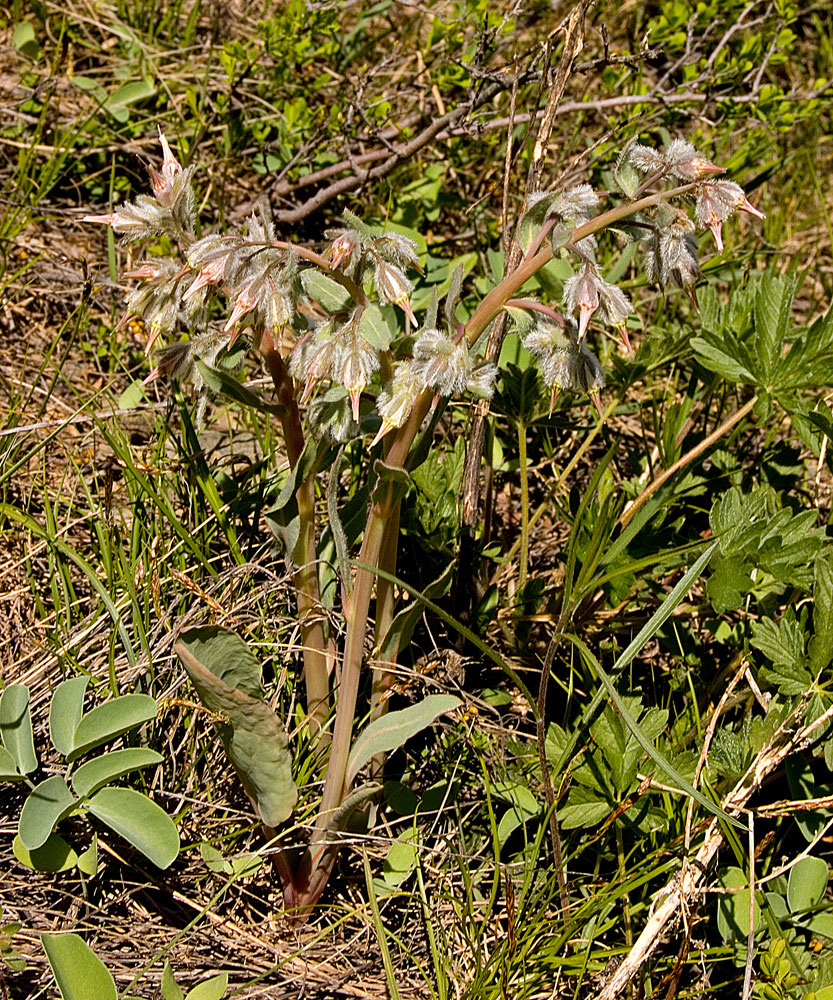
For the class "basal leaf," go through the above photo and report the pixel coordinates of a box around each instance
[346,695,460,787]
[71,748,163,800]
[13,832,78,873]
[0,745,23,781]
[68,694,158,762]
[87,787,179,868]
[175,642,297,827]
[42,933,117,1000]
[185,975,229,1000]
[0,684,37,775]
[19,776,77,850]
[49,677,89,757]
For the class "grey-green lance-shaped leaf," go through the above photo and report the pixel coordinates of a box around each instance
[71,748,163,800]
[19,775,77,850]
[49,677,89,756]
[327,782,384,836]
[185,974,229,1000]
[13,832,78,873]
[175,642,297,826]
[0,684,37,775]
[787,856,829,912]
[346,695,460,788]
[176,626,262,699]
[87,787,179,869]
[0,745,23,781]
[41,933,117,1000]
[67,694,158,762]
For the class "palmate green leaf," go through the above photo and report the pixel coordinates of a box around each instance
[19,776,77,850]
[755,274,799,384]
[68,694,158,762]
[88,787,179,868]
[49,677,89,756]
[559,784,611,830]
[175,641,297,827]
[690,334,756,383]
[41,933,117,1000]
[0,684,37,775]
[346,695,460,787]
[71,748,163,799]
[750,610,808,670]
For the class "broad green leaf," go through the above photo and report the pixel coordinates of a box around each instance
[68,694,157,762]
[184,973,229,1000]
[691,335,756,382]
[383,830,421,887]
[176,626,262,699]
[0,684,37,774]
[117,381,145,409]
[161,963,185,1000]
[326,781,383,836]
[106,80,155,108]
[175,642,297,826]
[559,784,611,830]
[0,745,23,781]
[88,787,179,868]
[199,842,261,877]
[346,695,460,787]
[71,748,163,799]
[359,304,394,350]
[301,270,352,312]
[12,21,40,60]
[13,833,78,873]
[787,856,829,911]
[49,677,89,756]
[19,776,77,850]
[716,866,760,941]
[755,274,798,384]
[41,933,117,1000]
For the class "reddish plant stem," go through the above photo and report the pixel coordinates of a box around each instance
[260,332,332,737]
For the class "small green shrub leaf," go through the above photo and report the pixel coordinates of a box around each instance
[68,694,158,762]
[176,626,263,699]
[185,974,229,1000]
[13,833,78,873]
[161,963,185,1000]
[19,776,77,850]
[175,641,297,827]
[383,830,421,887]
[71,748,163,799]
[787,856,829,911]
[49,677,89,756]
[346,695,460,787]
[0,745,23,781]
[0,684,37,774]
[88,787,179,868]
[41,933,117,1000]
[76,835,98,876]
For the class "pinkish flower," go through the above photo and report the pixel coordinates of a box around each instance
[563,263,600,341]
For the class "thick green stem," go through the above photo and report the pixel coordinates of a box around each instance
[369,501,402,778]
[261,332,331,737]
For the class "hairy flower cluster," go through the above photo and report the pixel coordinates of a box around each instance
[290,314,380,421]
[324,213,420,326]
[411,328,496,399]
[521,315,605,414]
[85,128,196,241]
[628,138,765,253]
[643,210,701,295]
[562,262,632,344]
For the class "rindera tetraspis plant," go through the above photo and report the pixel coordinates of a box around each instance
[85,130,764,917]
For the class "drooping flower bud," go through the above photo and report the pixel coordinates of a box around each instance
[695,179,765,251]
[374,260,417,326]
[373,361,420,446]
